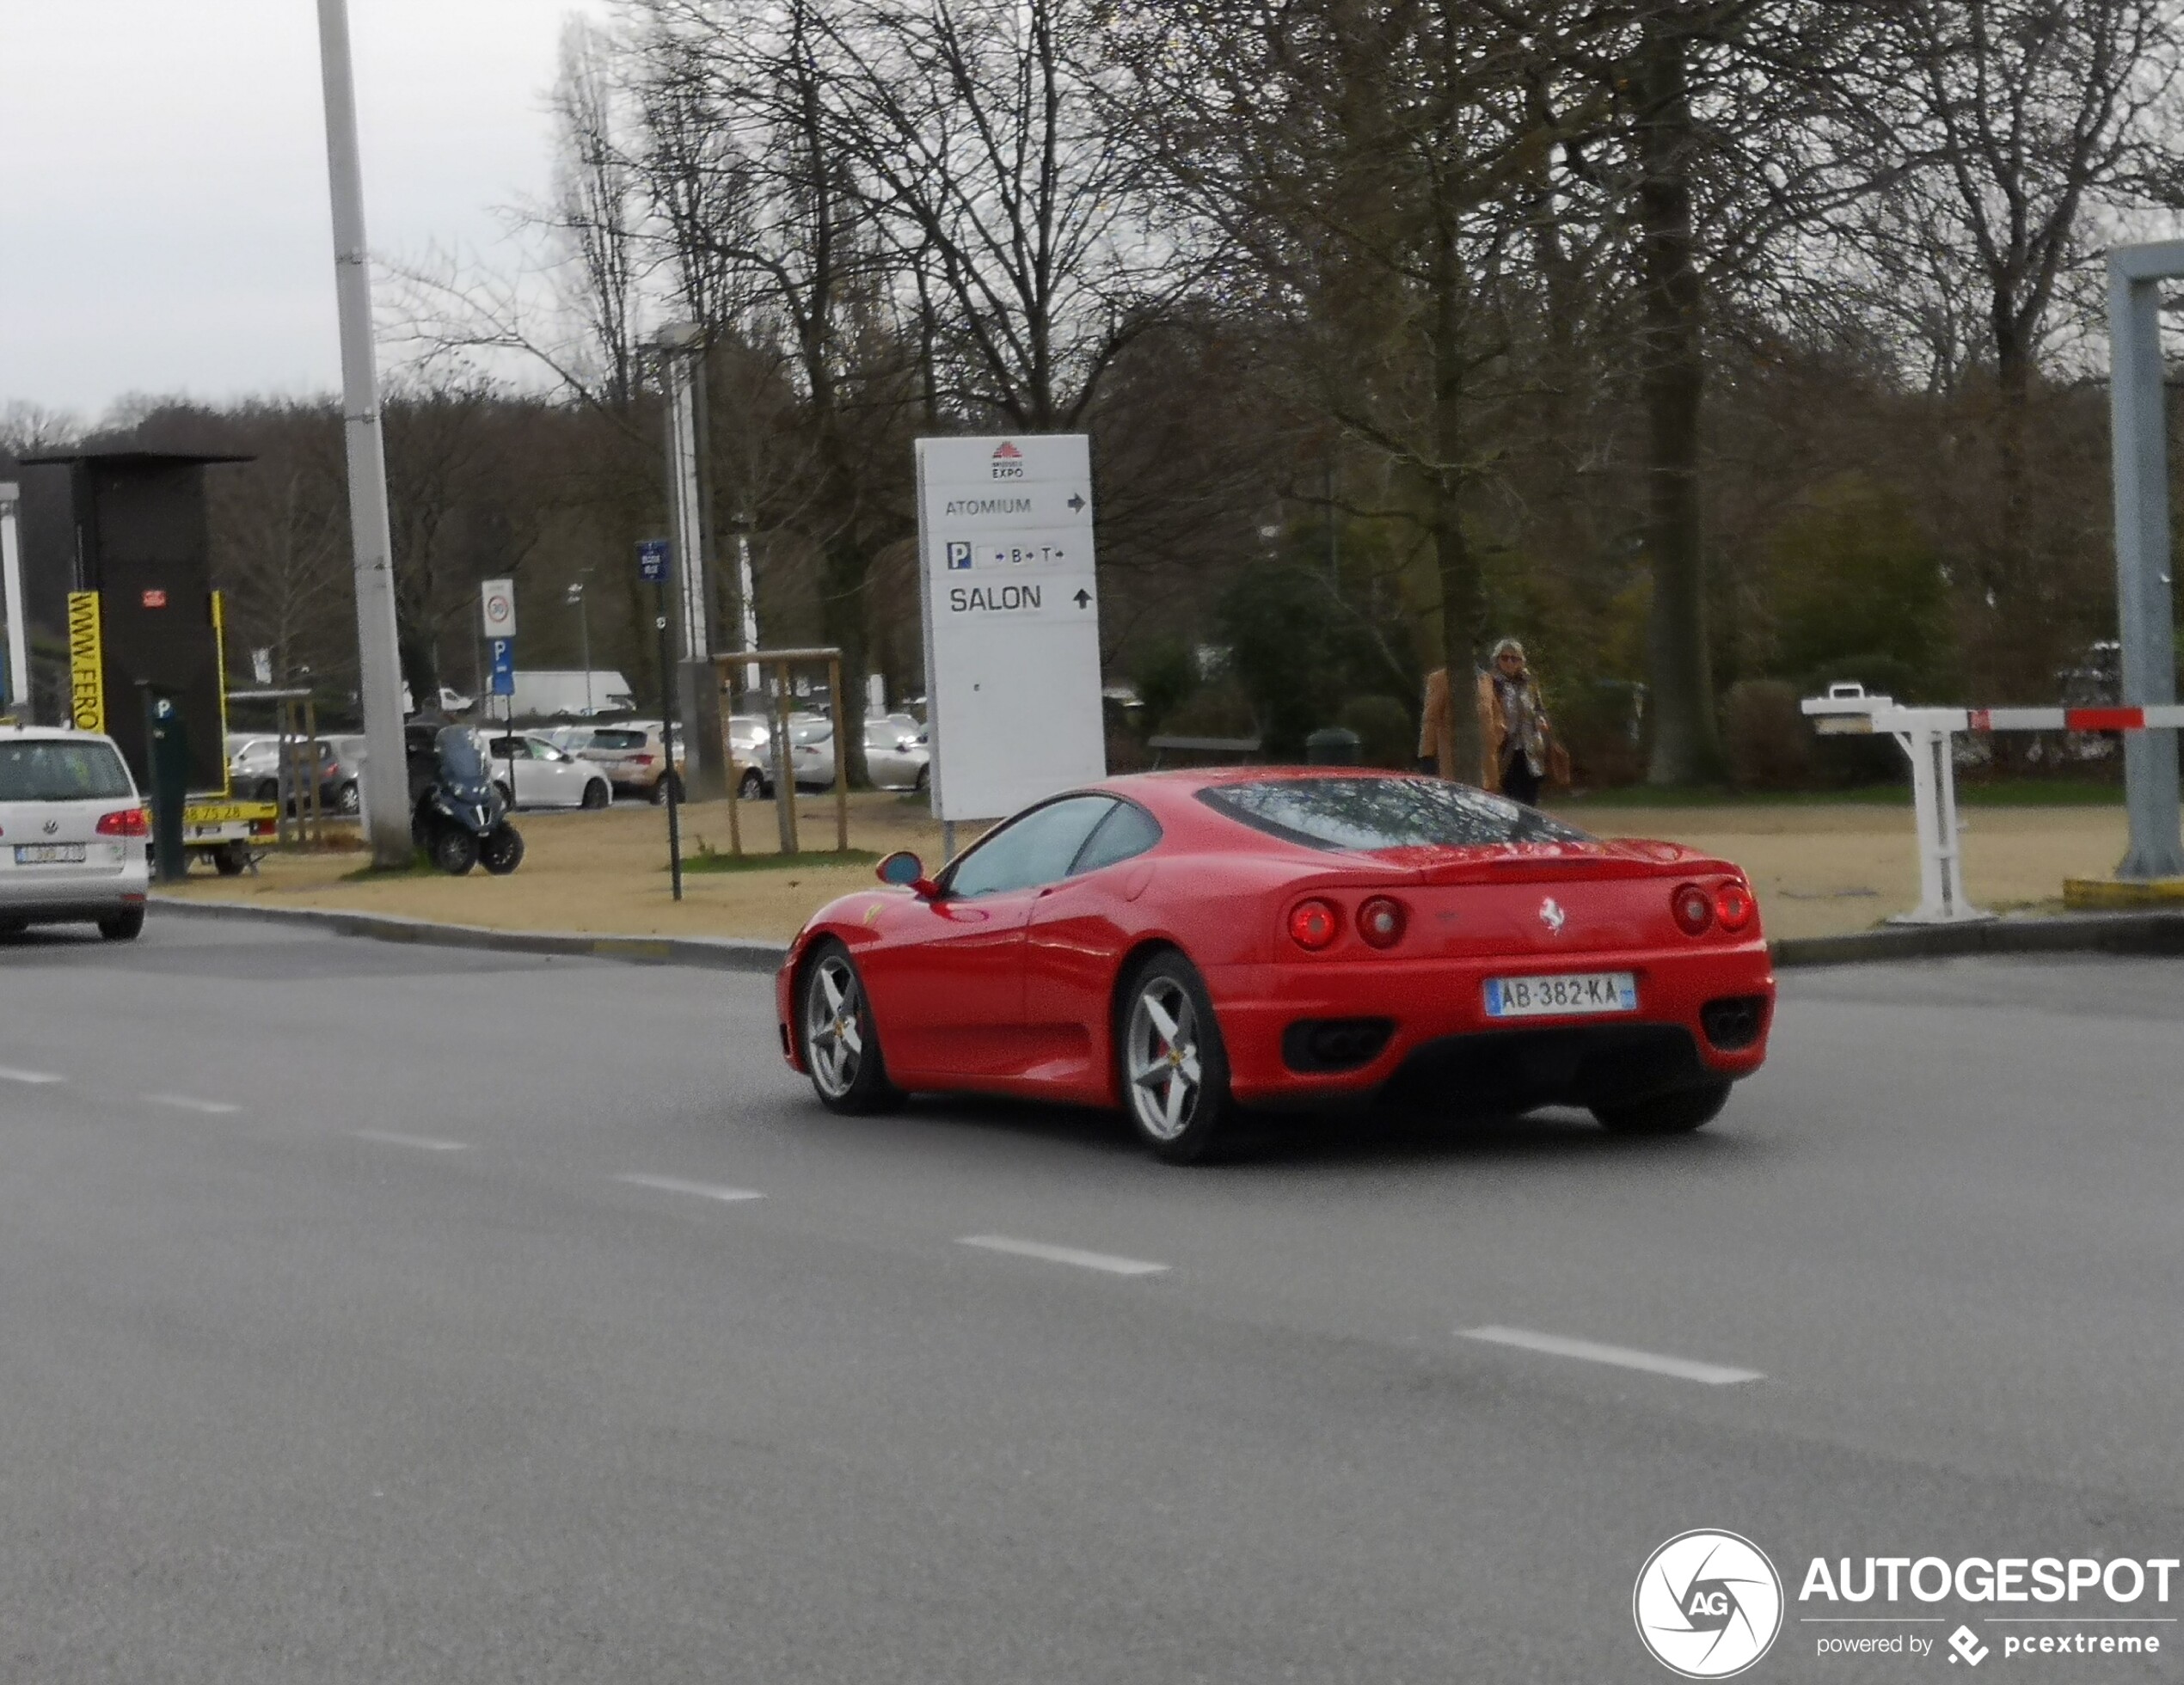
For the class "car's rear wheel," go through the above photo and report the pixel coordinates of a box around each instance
[580,779,611,809]
[213,842,250,877]
[1592,1080,1733,1135]
[1117,951,1235,1163]
[799,941,902,1114]
[98,906,145,942]
[336,781,360,815]
[738,768,766,800]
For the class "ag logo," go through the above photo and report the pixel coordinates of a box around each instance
[1634,1529,1782,1678]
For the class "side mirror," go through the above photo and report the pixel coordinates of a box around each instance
[877,850,938,897]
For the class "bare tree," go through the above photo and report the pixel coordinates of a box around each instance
[1865,0,2184,694]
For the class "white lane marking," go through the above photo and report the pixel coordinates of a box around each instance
[613,1173,764,1204]
[957,1235,1169,1278]
[144,1094,242,1115]
[1457,1325,1764,1386]
[352,1130,470,1153]
[0,1066,64,1085]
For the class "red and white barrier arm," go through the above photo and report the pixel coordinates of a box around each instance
[1966,706,2184,732]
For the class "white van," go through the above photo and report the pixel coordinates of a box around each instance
[0,726,152,941]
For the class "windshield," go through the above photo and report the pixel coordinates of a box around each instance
[0,740,135,801]
[436,728,489,782]
[1198,776,1590,852]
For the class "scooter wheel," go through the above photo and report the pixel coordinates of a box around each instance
[481,824,525,876]
[433,827,480,875]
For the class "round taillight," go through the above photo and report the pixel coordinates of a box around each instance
[1288,898,1340,951]
[1357,896,1406,949]
[1715,880,1755,933]
[1671,882,1713,936]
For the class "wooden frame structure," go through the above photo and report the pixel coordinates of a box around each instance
[713,647,850,857]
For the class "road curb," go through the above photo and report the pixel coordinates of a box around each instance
[149,896,790,973]
[1770,910,2184,967]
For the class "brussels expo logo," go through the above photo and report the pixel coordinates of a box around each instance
[1635,1529,1785,1679]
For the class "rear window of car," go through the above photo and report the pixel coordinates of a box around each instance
[1198,776,1590,851]
[0,740,135,801]
[588,730,645,750]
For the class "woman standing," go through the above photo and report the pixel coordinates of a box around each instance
[1477,638,1555,806]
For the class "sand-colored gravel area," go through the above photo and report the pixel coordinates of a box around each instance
[153,790,2127,944]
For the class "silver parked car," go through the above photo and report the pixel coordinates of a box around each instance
[0,726,151,941]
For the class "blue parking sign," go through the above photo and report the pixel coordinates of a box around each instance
[638,538,671,584]
[489,637,515,697]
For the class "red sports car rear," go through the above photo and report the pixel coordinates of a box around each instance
[776,769,1773,1161]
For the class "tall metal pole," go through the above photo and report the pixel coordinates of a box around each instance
[0,482,28,711]
[2108,242,2184,880]
[315,0,412,867]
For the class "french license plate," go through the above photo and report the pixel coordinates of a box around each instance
[13,843,86,865]
[1485,971,1638,1019]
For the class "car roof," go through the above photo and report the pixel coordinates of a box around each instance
[0,724,118,745]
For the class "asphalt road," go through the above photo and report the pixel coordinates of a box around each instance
[2,916,2181,1682]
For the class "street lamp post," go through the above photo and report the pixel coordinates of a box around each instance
[567,579,592,714]
[313,0,411,867]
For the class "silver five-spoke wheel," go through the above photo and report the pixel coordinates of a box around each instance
[1126,975,1204,1143]
[806,952,868,1100]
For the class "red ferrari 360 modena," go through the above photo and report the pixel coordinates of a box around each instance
[775,769,1773,1161]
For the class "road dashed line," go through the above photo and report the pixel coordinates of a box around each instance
[0,1066,64,1085]
[957,1235,1169,1278]
[352,1130,470,1153]
[144,1094,242,1115]
[613,1173,764,1204]
[1458,1324,1764,1385]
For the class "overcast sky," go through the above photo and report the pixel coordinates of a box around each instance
[0,0,604,422]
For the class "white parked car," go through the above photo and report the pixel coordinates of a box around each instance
[482,734,614,810]
[0,726,151,941]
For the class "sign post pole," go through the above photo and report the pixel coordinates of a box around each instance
[640,541,682,900]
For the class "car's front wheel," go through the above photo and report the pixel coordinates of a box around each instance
[580,779,611,810]
[738,768,766,800]
[1116,951,1235,1163]
[1592,1080,1733,1135]
[799,940,903,1114]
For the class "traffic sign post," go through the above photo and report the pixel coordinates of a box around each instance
[480,578,516,642]
[915,434,1104,847]
[640,539,682,900]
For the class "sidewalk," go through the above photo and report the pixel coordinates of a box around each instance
[153,791,2129,944]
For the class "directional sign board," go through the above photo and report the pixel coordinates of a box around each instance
[916,434,1103,822]
[481,578,516,640]
[637,539,670,585]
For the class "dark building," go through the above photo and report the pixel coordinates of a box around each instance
[18,448,252,793]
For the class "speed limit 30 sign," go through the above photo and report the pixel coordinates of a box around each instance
[480,578,516,640]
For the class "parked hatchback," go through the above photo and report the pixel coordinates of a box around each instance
[573,723,687,803]
[0,726,150,941]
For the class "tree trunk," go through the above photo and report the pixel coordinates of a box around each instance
[1636,13,1722,785]
[1431,220,1484,785]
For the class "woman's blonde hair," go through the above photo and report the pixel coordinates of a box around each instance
[1491,637,1526,663]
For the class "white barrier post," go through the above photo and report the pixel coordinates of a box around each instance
[1802,685,1990,925]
